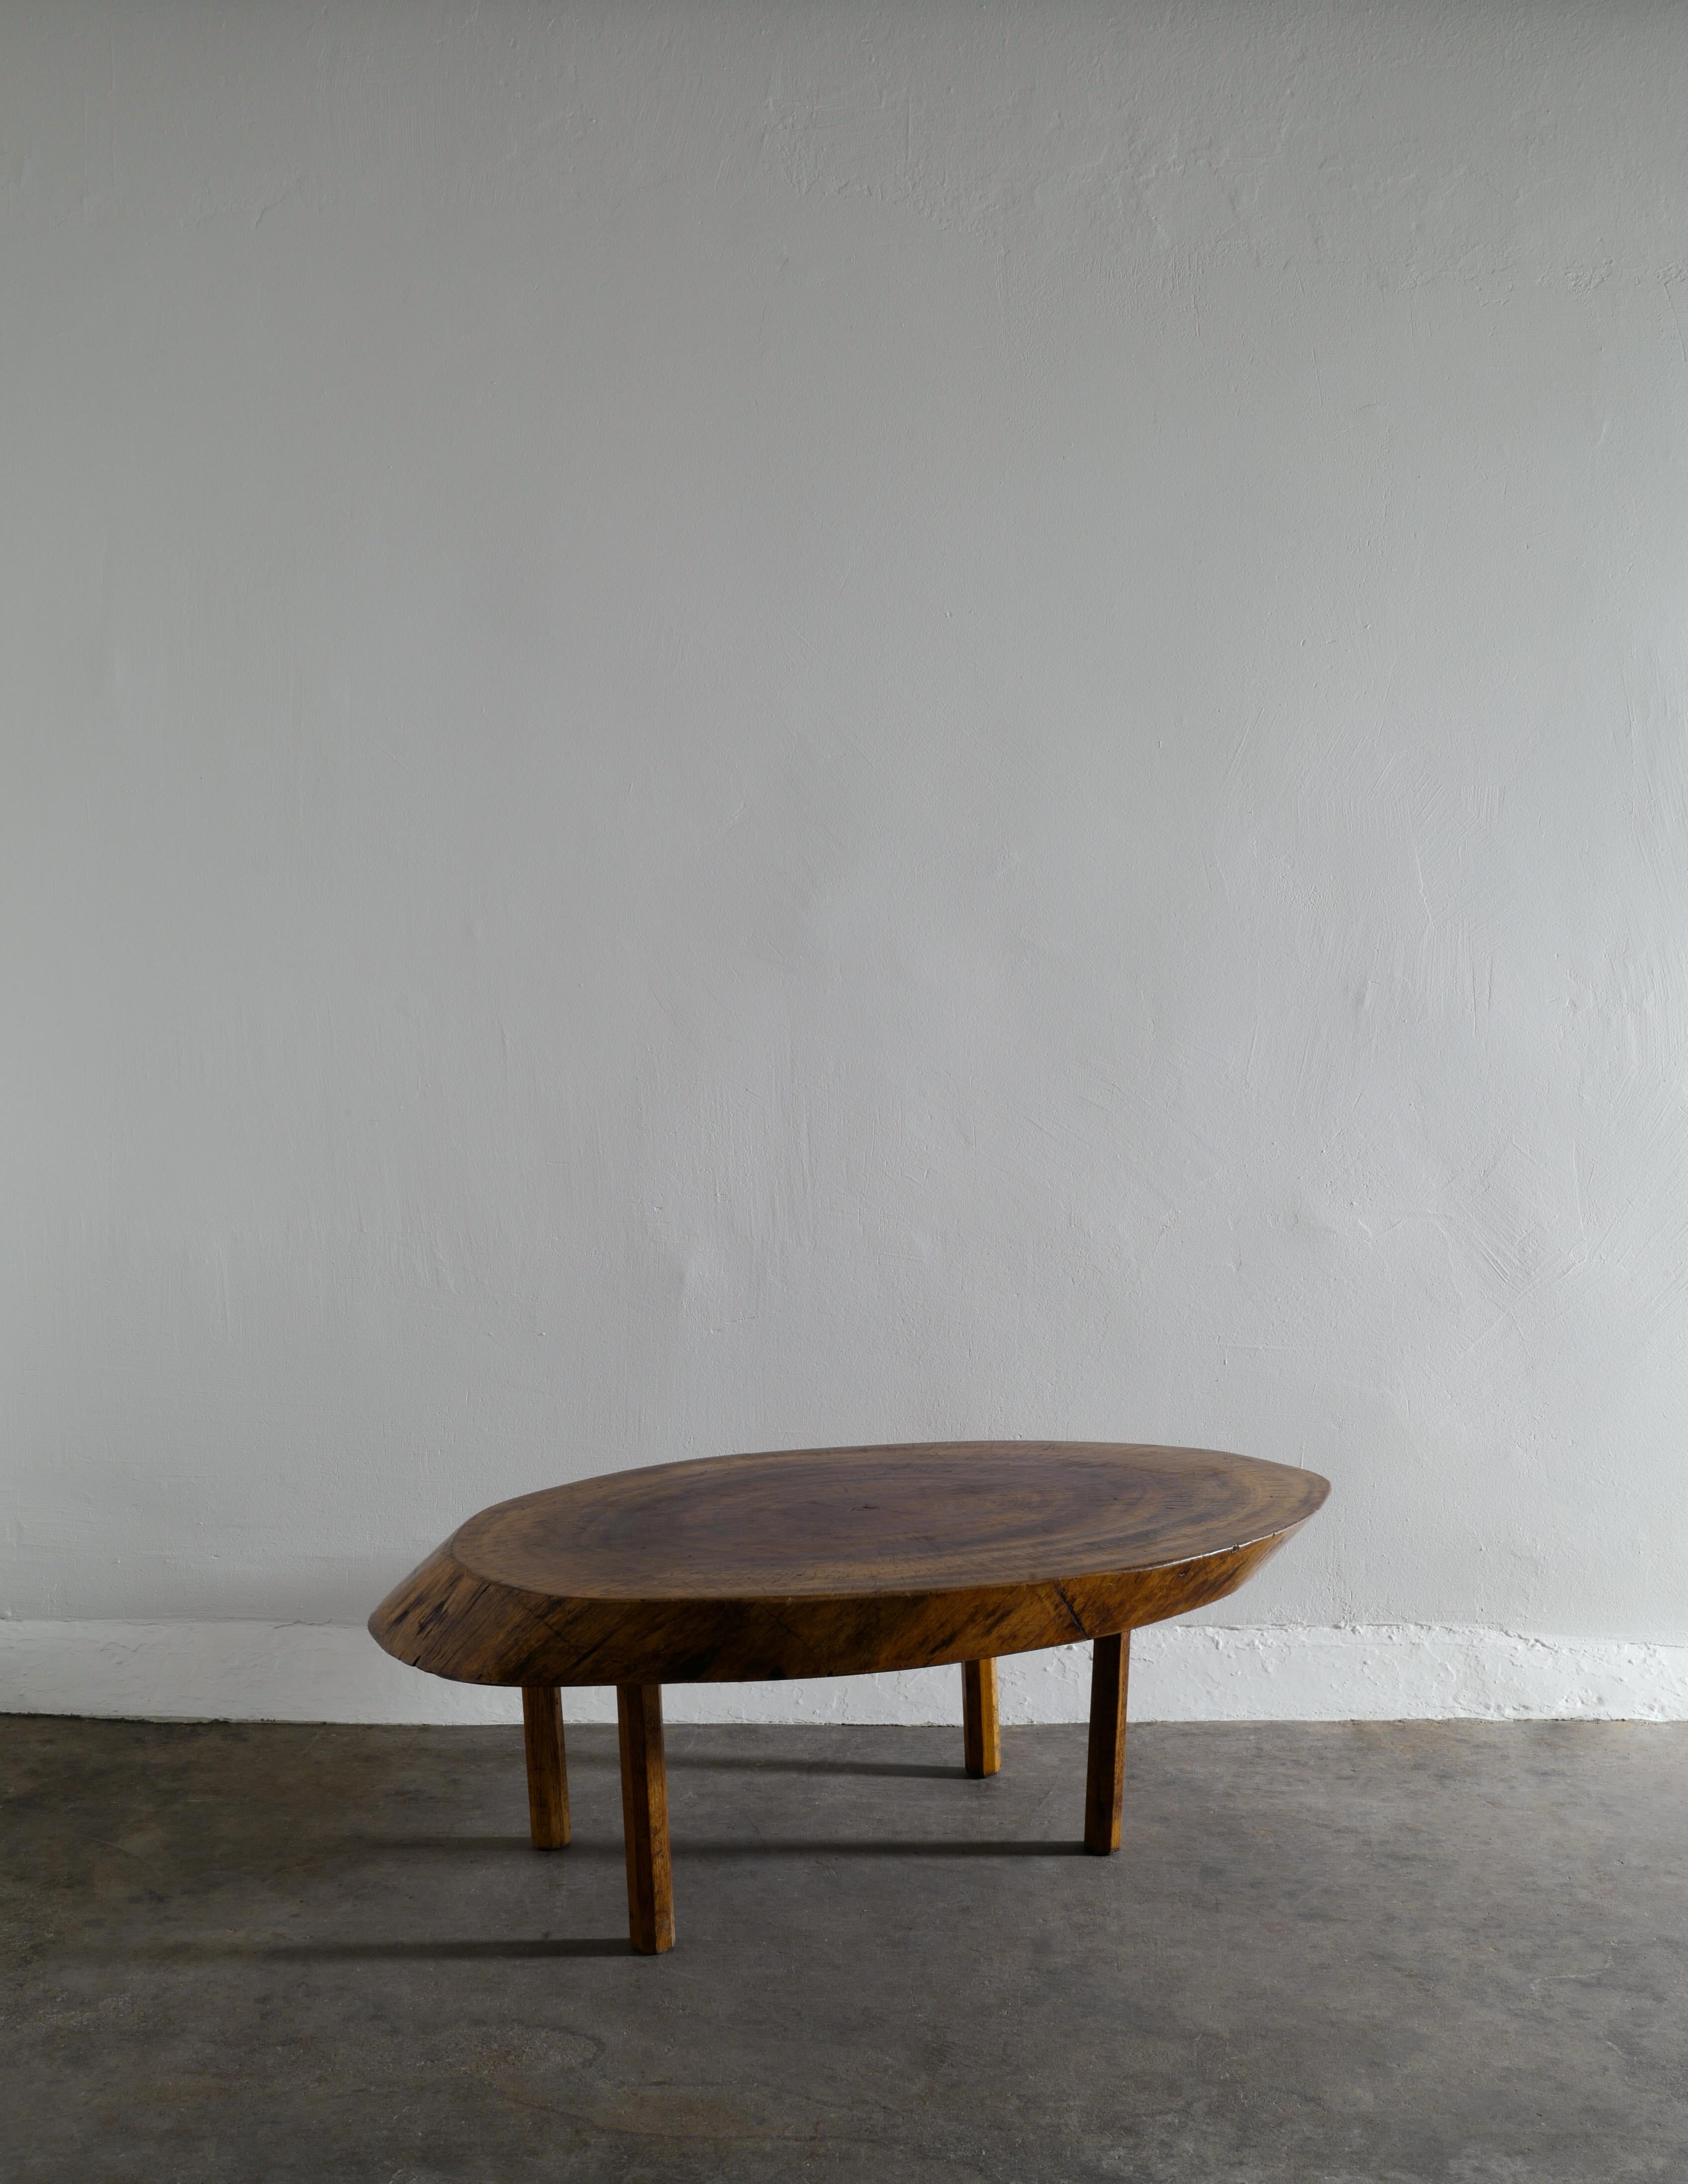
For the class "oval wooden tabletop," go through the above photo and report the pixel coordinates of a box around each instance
[370,1441,1328,1689]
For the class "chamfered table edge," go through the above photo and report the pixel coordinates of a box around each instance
[370,1516,1325,1687]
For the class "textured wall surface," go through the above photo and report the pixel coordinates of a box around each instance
[4,1,1687,1719]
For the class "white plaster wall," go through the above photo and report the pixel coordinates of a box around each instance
[4,0,1687,1722]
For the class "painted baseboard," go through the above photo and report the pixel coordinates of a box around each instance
[2,1618,1686,1725]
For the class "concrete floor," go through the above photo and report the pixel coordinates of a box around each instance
[3,1717,1683,2182]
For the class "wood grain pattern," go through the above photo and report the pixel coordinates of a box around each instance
[370,1443,1329,1689]
[962,1657,1000,1778]
[521,1685,569,1850]
[616,1684,673,1954]
[1083,1633,1129,1855]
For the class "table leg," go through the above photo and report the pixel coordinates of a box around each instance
[1083,1632,1130,1855]
[521,1685,570,1850]
[961,1657,1001,1777]
[616,1683,675,1954]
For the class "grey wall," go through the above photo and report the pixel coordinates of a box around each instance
[5,1,1688,1720]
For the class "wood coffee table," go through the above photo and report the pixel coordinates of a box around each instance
[369,1441,1328,1953]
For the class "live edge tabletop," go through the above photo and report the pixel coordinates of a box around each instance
[370,1441,1329,1953]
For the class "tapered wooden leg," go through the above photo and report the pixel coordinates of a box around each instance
[522,1686,570,1850]
[1083,1632,1130,1855]
[961,1657,1001,1778]
[616,1683,674,1954]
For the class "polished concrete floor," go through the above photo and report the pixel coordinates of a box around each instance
[3,1715,1683,2182]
